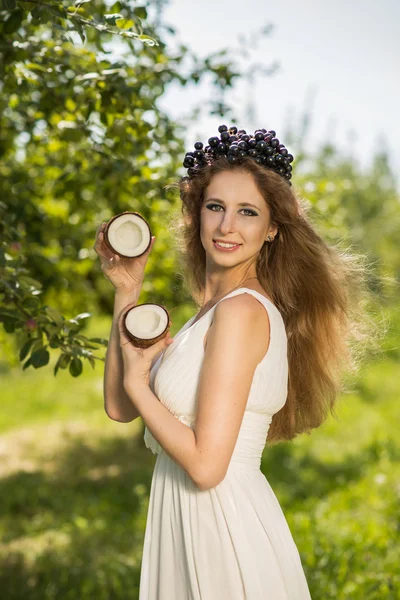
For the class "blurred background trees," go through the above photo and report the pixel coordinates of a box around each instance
[1,0,279,373]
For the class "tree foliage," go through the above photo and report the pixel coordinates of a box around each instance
[0,0,279,374]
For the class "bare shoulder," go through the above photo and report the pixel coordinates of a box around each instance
[211,292,271,362]
[214,290,270,325]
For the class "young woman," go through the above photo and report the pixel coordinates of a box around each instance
[95,125,373,599]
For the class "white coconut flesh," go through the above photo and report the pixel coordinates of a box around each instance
[107,214,150,257]
[125,305,168,340]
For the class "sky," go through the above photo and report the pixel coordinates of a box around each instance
[154,0,400,190]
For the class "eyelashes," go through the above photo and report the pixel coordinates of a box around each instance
[205,203,257,217]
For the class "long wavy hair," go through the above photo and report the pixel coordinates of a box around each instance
[165,156,382,446]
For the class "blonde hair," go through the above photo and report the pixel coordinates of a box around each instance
[165,156,383,445]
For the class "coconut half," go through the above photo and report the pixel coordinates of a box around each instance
[104,212,152,258]
[123,303,171,349]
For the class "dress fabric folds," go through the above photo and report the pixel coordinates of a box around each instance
[139,288,312,600]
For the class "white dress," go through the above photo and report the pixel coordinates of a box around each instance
[139,288,312,599]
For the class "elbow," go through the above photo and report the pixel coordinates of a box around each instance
[104,410,134,423]
[104,403,137,423]
[193,462,226,492]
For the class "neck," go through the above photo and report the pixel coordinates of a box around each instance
[201,276,259,308]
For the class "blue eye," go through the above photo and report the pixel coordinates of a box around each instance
[206,203,257,217]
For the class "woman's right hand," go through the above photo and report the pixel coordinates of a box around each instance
[93,222,155,295]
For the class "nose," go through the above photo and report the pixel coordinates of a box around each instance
[218,210,239,235]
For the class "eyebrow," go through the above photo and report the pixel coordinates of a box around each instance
[204,197,261,210]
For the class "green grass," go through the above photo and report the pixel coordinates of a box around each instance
[0,316,399,599]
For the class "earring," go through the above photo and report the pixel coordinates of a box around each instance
[267,234,274,242]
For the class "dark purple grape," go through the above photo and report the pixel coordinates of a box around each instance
[238,141,248,151]
[271,138,279,148]
[208,136,220,147]
[256,140,267,153]
[229,126,238,134]
[254,131,265,141]
[248,138,257,149]
[268,130,276,137]
[216,143,228,154]
[194,142,203,150]
[287,154,294,163]
[218,124,228,133]
[220,131,230,142]
[228,145,240,156]
[228,154,239,163]
[249,149,257,157]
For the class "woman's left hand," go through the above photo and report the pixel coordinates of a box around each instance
[118,302,174,399]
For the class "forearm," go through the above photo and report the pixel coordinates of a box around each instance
[104,291,141,422]
[126,384,202,487]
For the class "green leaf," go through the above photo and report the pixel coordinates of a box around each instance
[3,0,17,11]
[22,357,32,371]
[59,353,71,369]
[45,306,64,325]
[69,357,83,377]
[88,356,96,369]
[30,6,42,19]
[89,337,108,345]
[3,319,15,333]
[3,5,24,33]
[116,18,135,30]
[49,336,60,348]
[133,6,147,19]
[30,348,50,368]
[104,12,123,25]
[19,339,35,362]
[22,297,40,309]
[54,352,70,376]
[0,310,18,319]
[75,335,99,349]
[137,34,158,47]
[31,339,44,353]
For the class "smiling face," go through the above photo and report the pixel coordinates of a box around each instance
[200,170,277,271]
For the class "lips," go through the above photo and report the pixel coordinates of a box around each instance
[213,240,241,245]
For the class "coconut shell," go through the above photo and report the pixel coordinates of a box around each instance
[103,211,152,259]
[123,303,171,349]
